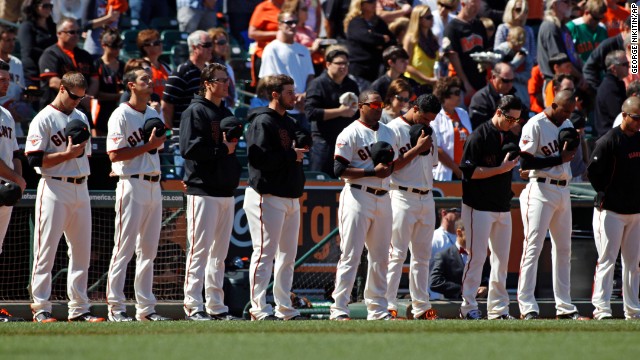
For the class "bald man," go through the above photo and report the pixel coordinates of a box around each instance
[588,96,640,320]
[517,90,589,320]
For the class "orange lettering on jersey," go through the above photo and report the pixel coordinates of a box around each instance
[460,34,484,53]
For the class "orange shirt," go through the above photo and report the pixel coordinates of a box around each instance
[543,80,555,107]
[603,5,629,37]
[446,110,470,164]
[528,65,544,113]
[107,0,128,13]
[150,62,170,99]
[249,1,281,58]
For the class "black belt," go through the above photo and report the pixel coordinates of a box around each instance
[126,174,160,182]
[536,177,567,186]
[51,176,86,184]
[397,186,430,195]
[350,184,388,196]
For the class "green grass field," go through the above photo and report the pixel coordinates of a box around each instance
[1,320,639,360]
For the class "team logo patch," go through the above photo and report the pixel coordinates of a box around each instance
[109,133,124,143]
[521,134,533,145]
[336,142,345,149]
[27,133,42,146]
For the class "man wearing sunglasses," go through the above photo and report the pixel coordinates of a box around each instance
[26,71,102,323]
[331,90,397,320]
[38,17,98,114]
[469,62,520,130]
[594,50,628,138]
[458,95,521,320]
[384,94,441,320]
[588,96,640,320]
[517,89,588,321]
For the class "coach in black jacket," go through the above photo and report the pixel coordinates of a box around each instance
[179,63,243,321]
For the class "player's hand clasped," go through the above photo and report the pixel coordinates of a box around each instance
[500,152,519,173]
[293,141,308,162]
[560,141,577,163]
[65,136,87,158]
[223,133,237,154]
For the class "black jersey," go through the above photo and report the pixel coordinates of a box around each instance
[460,120,517,212]
[587,126,640,214]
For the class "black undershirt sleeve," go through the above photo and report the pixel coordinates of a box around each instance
[519,152,563,170]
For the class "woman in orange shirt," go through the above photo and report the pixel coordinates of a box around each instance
[136,29,171,99]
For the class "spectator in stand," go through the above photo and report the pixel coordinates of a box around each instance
[388,17,410,45]
[376,0,413,24]
[603,0,630,37]
[305,47,359,177]
[545,73,575,108]
[93,28,124,136]
[594,50,628,138]
[0,26,29,133]
[162,30,212,129]
[403,5,439,93]
[493,0,535,62]
[177,0,218,33]
[479,17,495,48]
[442,0,489,102]
[566,0,608,65]
[18,0,57,87]
[537,0,582,87]
[137,29,172,101]
[284,0,320,50]
[322,0,351,40]
[431,207,461,268]
[495,26,533,108]
[431,0,458,48]
[208,27,237,109]
[248,0,284,87]
[539,53,573,106]
[227,0,263,48]
[250,77,271,109]
[82,0,122,58]
[380,78,412,124]
[259,10,315,130]
[612,80,640,128]
[370,46,417,100]
[344,0,396,89]
[528,64,545,114]
[129,0,170,27]
[432,76,472,181]
[38,17,98,113]
[468,62,517,129]
[583,16,630,91]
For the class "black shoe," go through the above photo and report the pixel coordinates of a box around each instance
[186,311,212,321]
[260,315,282,321]
[331,314,351,321]
[286,315,309,321]
[69,312,105,322]
[143,313,172,321]
[210,312,243,321]
[0,309,24,322]
[521,312,539,320]
[556,312,590,320]
[460,309,483,320]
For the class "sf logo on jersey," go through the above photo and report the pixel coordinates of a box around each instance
[279,129,291,150]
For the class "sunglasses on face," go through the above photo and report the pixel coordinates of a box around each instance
[616,61,630,67]
[104,43,123,49]
[395,95,410,103]
[60,30,79,35]
[40,3,54,10]
[144,40,162,47]
[625,112,640,121]
[499,76,514,83]
[331,61,349,66]
[280,19,299,26]
[199,42,213,48]
[422,14,434,20]
[66,89,85,101]
[447,89,461,97]
[361,101,384,109]
[438,2,454,10]
[215,39,228,46]
[208,77,230,83]
[501,111,520,123]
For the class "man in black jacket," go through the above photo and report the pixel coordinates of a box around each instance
[588,96,640,320]
[244,74,309,321]
[594,50,628,138]
[180,63,242,321]
[583,16,630,90]
[468,62,518,129]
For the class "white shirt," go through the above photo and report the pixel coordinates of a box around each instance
[519,112,573,181]
[259,39,315,95]
[0,106,19,182]
[25,105,92,177]
[387,116,438,190]
[107,103,162,176]
[430,226,456,267]
[431,107,473,181]
[0,55,24,106]
[335,120,398,190]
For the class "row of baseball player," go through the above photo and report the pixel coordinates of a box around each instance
[1,62,639,322]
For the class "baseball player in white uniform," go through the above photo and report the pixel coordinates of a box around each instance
[517,90,587,320]
[26,72,102,322]
[244,74,308,321]
[331,90,397,321]
[384,94,440,320]
[105,67,169,322]
[588,96,640,320]
[0,61,26,250]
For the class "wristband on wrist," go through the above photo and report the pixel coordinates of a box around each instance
[364,169,376,177]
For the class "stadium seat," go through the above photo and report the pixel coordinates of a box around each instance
[120,29,141,61]
[234,106,249,122]
[149,17,180,32]
[161,30,189,48]
[170,43,190,69]
[119,16,147,30]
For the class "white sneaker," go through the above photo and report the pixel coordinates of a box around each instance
[108,311,134,322]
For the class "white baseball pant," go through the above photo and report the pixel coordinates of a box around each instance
[592,209,640,319]
[106,178,162,320]
[331,186,392,320]
[183,194,234,316]
[0,205,13,254]
[244,187,300,320]
[385,190,435,318]
[30,178,92,318]
[460,204,512,318]
[518,181,577,316]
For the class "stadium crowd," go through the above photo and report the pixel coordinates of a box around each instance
[0,0,638,322]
